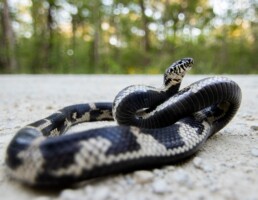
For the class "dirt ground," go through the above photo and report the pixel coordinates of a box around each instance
[0,75,257,200]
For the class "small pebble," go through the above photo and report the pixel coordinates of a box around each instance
[242,114,255,121]
[133,170,154,184]
[173,169,191,186]
[94,187,111,200]
[152,179,170,194]
[84,185,94,193]
[193,157,203,167]
[59,189,77,200]
[250,126,258,131]
[46,105,53,110]
[153,169,164,177]
[251,148,258,157]
[193,157,213,172]
[244,167,253,173]
[109,192,120,200]
[164,165,176,171]
[209,185,220,193]
[203,164,214,172]
[123,175,135,186]
[220,189,234,199]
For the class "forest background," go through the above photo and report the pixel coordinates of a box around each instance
[0,0,257,74]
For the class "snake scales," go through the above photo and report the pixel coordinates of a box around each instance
[5,58,242,186]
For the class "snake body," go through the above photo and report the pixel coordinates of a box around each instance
[5,58,242,186]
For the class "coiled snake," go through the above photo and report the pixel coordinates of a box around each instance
[5,58,242,186]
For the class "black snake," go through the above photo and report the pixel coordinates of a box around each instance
[5,58,242,187]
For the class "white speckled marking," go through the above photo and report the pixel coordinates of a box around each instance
[8,137,46,184]
[50,121,210,178]
[37,119,52,131]
[51,137,112,176]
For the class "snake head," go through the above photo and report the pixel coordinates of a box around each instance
[164,58,194,87]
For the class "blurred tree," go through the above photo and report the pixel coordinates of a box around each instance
[0,0,257,74]
[0,0,17,72]
[30,0,61,72]
[90,1,102,72]
[68,0,104,72]
[161,0,214,41]
[139,0,151,52]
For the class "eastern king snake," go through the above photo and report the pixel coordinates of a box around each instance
[5,58,242,186]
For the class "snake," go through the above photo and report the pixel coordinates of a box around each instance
[5,58,242,187]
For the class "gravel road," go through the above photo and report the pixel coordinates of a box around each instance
[0,75,258,200]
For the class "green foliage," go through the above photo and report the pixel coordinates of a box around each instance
[0,0,257,74]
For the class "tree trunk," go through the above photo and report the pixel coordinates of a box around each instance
[93,22,100,72]
[91,2,101,73]
[139,0,151,52]
[45,1,55,71]
[0,0,17,72]
[71,14,77,72]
